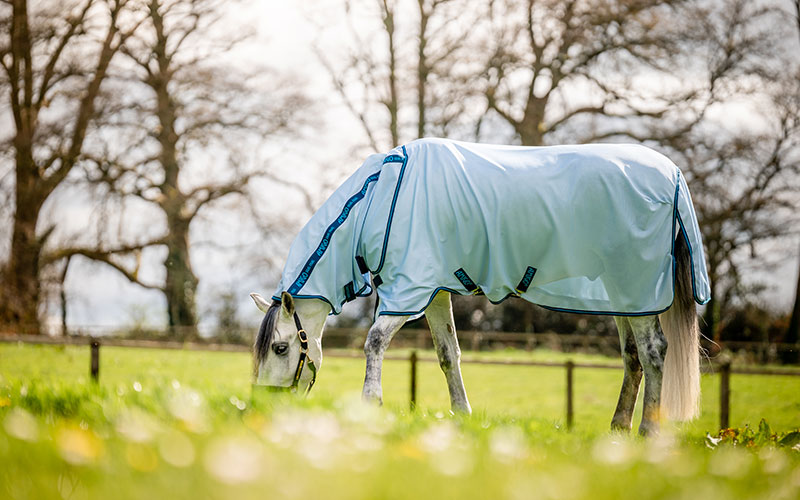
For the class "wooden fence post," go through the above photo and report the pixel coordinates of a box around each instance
[90,340,100,382]
[720,361,731,429]
[409,351,417,410]
[566,360,574,429]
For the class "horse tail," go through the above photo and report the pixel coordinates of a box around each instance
[658,228,701,421]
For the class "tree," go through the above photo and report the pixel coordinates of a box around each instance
[656,1,800,340]
[0,0,139,335]
[315,0,480,152]
[477,0,695,146]
[45,0,307,338]
[477,0,800,338]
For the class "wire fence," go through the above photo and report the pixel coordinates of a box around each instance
[2,333,799,430]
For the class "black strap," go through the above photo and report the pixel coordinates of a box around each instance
[289,312,317,394]
[355,255,369,274]
[343,281,356,302]
[293,311,303,330]
[373,274,383,287]
[516,266,537,293]
[454,268,483,295]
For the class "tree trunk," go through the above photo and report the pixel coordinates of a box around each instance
[782,243,800,364]
[519,96,546,146]
[703,292,719,343]
[416,0,429,139]
[1,153,47,335]
[163,220,198,340]
[382,2,399,146]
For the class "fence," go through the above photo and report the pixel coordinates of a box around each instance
[2,334,799,430]
[33,325,800,361]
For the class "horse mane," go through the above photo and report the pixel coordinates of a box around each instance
[253,300,281,376]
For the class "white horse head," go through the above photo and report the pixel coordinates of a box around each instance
[250,292,329,392]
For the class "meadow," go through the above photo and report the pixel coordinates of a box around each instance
[1,342,799,500]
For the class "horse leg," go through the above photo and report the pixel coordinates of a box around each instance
[610,316,643,432]
[362,314,407,405]
[629,315,668,436]
[425,291,472,414]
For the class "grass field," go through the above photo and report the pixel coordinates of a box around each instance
[1,343,799,500]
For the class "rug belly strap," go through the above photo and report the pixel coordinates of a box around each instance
[516,266,538,294]
[454,268,484,296]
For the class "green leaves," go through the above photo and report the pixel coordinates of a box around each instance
[706,419,800,451]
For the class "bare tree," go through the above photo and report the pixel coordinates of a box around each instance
[475,0,745,146]
[314,0,480,152]
[0,0,140,335]
[44,0,307,338]
[477,0,800,338]
[670,94,800,340]
[656,1,800,340]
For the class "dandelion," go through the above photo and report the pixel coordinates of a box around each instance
[125,443,159,472]
[591,436,635,466]
[133,381,142,392]
[431,446,474,477]
[158,430,196,468]
[709,447,753,477]
[116,409,160,443]
[167,387,209,433]
[489,426,528,463]
[3,408,38,442]
[418,421,457,454]
[56,427,103,466]
[204,437,263,484]
[759,448,788,475]
[229,395,246,411]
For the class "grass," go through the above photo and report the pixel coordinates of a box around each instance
[1,343,799,500]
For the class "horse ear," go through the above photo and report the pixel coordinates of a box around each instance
[280,291,295,316]
[249,293,272,314]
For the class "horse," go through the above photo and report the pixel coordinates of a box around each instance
[250,138,710,436]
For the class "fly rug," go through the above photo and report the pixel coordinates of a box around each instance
[250,138,711,436]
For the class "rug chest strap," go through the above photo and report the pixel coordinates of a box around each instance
[355,255,369,274]
[343,281,356,302]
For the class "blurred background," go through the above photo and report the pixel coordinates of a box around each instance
[1,0,799,362]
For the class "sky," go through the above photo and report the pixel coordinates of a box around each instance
[7,0,799,333]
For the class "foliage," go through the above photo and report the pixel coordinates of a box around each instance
[707,419,800,451]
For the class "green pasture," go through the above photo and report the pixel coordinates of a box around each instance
[1,343,799,500]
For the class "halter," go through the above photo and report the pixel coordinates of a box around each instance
[261,311,317,394]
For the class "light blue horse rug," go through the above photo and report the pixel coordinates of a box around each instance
[273,138,710,316]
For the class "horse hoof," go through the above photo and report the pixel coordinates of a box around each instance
[638,423,660,437]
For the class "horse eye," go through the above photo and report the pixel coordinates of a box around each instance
[272,342,289,356]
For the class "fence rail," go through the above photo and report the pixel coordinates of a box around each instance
[10,326,798,359]
[2,334,799,431]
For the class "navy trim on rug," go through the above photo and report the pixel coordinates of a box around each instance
[375,145,408,274]
[377,287,673,317]
[286,172,381,295]
[672,173,709,306]
[383,154,405,164]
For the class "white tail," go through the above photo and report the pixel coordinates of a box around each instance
[658,231,701,421]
